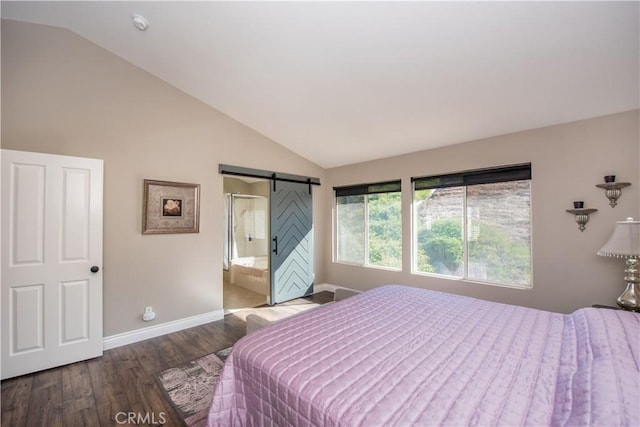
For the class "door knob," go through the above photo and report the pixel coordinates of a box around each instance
[90,266,100,273]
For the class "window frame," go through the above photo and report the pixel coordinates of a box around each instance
[334,180,402,271]
[411,164,533,289]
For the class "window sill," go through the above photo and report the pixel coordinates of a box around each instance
[333,260,402,273]
[411,270,532,290]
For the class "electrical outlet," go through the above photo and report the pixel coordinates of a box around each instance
[143,306,156,322]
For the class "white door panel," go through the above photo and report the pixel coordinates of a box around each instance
[60,279,90,344]
[10,163,46,266]
[61,167,91,262]
[1,149,104,379]
[10,283,44,354]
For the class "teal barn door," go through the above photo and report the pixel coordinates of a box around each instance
[270,180,313,304]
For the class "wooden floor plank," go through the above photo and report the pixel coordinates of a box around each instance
[174,325,221,358]
[60,360,101,427]
[111,344,193,427]
[0,291,334,426]
[24,369,64,427]
[155,334,186,368]
[87,351,133,426]
[0,375,32,427]
[129,337,173,375]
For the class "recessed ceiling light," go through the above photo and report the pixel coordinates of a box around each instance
[132,14,149,31]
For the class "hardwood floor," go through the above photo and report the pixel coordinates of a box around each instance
[1,291,333,427]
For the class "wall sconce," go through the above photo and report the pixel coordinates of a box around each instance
[595,175,631,208]
[566,201,597,231]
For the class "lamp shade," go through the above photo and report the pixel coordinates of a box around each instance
[597,217,640,258]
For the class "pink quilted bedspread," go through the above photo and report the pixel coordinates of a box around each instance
[207,285,639,426]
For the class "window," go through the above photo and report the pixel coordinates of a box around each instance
[335,181,402,269]
[412,164,532,287]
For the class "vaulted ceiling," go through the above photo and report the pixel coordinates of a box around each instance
[3,1,638,168]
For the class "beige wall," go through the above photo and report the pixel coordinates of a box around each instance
[1,20,325,336]
[323,110,640,313]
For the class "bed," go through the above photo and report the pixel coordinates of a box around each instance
[207,285,639,426]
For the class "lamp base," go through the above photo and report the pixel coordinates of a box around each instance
[617,282,640,312]
[617,258,640,312]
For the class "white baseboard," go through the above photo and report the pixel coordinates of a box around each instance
[103,286,350,351]
[103,309,224,351]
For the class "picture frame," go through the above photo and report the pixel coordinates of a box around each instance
[142,179,200,234]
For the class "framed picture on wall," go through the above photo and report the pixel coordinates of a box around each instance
[142,179,200,234]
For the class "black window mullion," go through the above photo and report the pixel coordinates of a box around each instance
[463,186,468,280]
[364,194,370,265]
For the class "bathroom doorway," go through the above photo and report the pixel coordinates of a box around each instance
[223,176,270,313]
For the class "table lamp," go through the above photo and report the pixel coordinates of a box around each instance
[597,217,640,311]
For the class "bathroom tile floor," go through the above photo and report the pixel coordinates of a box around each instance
[223,281,268,314]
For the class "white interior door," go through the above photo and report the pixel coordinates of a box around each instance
[1,149,104,379]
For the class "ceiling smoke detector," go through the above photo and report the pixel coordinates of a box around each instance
[132,14,149,31]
